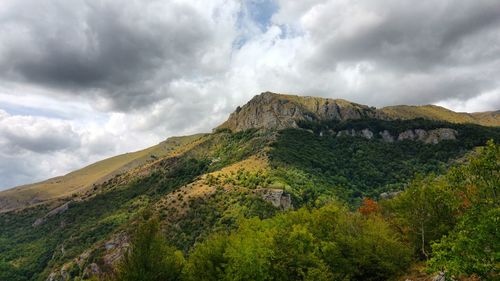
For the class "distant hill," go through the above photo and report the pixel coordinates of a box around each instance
[0,134,205,212]
[380,104,500,127]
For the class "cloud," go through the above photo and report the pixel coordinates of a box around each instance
[1,0,499,189]
[0,0,239,111]
[0,110,80,154]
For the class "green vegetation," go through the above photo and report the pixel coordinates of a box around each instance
[0,130,269,281]
[184,203,410,281]
[118,203,411,281]
[383,140,499,279]
[427,140,499,278]
[271,119,499,203]
[1,118,498,281]
[165,188,278,252]
[0,157,208,281]
[115,212,184,281]
[120,140,499,281]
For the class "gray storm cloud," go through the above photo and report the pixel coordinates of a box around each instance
[0,0,499,189]
[0,0,235,111]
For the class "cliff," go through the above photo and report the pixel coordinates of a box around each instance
[216,92,381,131]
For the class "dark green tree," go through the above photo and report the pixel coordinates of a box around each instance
[115,212,184,281]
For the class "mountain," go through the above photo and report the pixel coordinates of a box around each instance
[0,92,498,281]
[216,92,381,131]
[218,92,500,131]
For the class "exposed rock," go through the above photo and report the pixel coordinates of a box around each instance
[397,128,457,144]
[425,128,457,144]
[217,92,379,132]
[102,232,130,266]
[380,191,402,199]
[414,129,428,141]
[432,271,446,281]
[337,129,356,137]
[33,202,70,227]
[82,263,101,279]
[379,130,395,142]
[105,242,117,250]
[361,128,374,139]
[257,189,292,210]
[398,130,417,141]
[333,128,457,144]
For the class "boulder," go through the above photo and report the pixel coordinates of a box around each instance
[379,130,395,142]
[257,189,292,210]
[361,128,374,139]
[398,130,416,141]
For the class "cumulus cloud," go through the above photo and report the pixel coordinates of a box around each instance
[0,0,499,189]
[0,111,80,153]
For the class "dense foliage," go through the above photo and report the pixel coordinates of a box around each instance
[383,140,499,279]
[271,119,499,204]
[115,212,184,281]
[117,203,411,281]
[1,119,498,281]
[117,140,499,281]
[427,140,499,278]
[0,157,208,281]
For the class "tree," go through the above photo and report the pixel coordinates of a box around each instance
[428,140,500,278]
[183,233,229,281]
[358,198,380,216]
[382,175,459,259]
[115,212,184,281]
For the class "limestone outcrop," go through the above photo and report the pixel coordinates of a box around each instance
[257,189,292,210]
[217,92,380,132]
[317,128,458,144]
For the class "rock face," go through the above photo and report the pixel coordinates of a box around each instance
[379,130,395,142]
[217,92,380,132]
[397,128,458,144]
[432,271,446,281]
[318,127,457,144]
[258,189,292,210]
[33,202,70,227]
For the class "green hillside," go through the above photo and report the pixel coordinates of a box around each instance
[0,134,205,212]
[0,93,498,281]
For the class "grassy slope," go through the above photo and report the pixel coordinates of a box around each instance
[0,134,206,212]
[0,130,272,281]
[380,105,500,127]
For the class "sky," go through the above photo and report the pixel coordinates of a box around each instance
[0,0,499,190]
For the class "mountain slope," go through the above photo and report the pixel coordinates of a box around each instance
[380,104,500,126]
[3,92,498,212]
[0,134,205,212]
[0,92,499,281]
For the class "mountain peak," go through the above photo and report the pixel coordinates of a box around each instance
[217,92,380,131]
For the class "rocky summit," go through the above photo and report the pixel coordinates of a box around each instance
[217,92,381,131]
[218,92,500,132]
